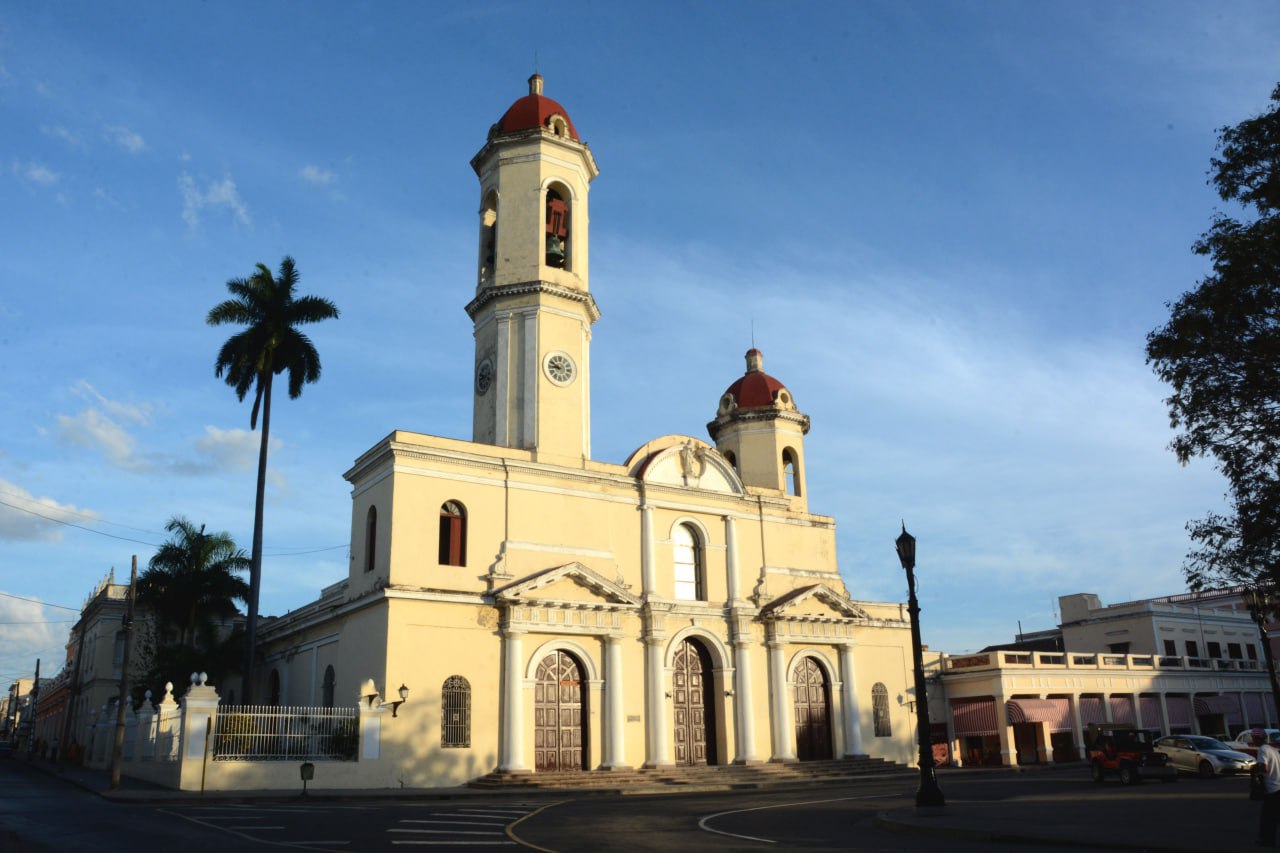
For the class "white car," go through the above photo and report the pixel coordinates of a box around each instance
[1226,728,1280,758]
[1154,735,1255,777]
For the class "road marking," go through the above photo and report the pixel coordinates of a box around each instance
[391,842,515,847]
[698,794,889,845]
[504,799,569,853]
[390,829,506,835]
[401,820,511,826]
[224,825,285,830]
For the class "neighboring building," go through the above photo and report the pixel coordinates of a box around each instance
[3,678,34,742]
[938,591,1277,767]
[255,75,920,788]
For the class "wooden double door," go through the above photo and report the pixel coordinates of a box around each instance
[793,656,833,761]
[534,651,586,772]
[673,639,717,766]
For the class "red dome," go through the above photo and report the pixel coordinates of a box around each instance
[723,349,788,408]
[496,74,580,141]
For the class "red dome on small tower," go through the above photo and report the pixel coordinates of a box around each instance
[496,74,580,141]
[722,348,790,409]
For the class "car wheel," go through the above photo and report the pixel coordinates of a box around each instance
[1198,760,1214,779]
[1091,761,1105,783]
[1119,766,1138,785]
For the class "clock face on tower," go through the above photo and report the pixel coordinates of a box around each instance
[543,351,576,386]
[475,357,494,395]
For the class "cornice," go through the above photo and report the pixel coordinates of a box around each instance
[465,280,601,323]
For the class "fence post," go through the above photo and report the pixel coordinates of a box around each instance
[357,684,386,760]
[177,673,221,791]
[137,690,156,760]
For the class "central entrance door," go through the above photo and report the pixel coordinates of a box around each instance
[534,651,585,772]
[673,638,716,765]
[793,656,832,761]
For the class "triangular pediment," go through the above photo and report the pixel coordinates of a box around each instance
[492,562,641,608]
[759,583,871,621]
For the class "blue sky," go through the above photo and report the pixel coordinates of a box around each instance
[2,1,1277,687]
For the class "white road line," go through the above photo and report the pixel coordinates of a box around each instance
[389,829,505,835]
[400,820,509,826]
[391,843,515,847]
[277,843,349,847]
[697,794,888,845]
[224,825,285,830]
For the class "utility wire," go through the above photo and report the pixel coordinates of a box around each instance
[0,486,163,536]
[0,591,80,613]
[0,497,160,547]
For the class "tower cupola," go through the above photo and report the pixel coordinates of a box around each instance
[707,349,810,504]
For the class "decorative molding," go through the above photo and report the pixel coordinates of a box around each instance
[465,280,601,322]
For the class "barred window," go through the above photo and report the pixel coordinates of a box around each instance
[442,675,471,748]
[872,682,891,737]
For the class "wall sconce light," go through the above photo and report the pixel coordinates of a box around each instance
[724,690,734,697]
[386,683,410,717]
[359,679,410,717]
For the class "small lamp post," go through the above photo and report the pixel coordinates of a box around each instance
[896,523,945,807]
[1243,587,1280,718]
[300,761,314,796]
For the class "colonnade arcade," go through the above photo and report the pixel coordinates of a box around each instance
[491,564,878,772]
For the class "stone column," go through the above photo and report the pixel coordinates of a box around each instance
[1158,693,1171,736]
[1133,693,1145,729]
[640,504,656,597]
[644,634,670,767]
[603,635,628,770]
[995,695,1014,766]
[494,314,511,444]
[768,641,796,762]
[499,628,528,772]
[839,643,863,757]
[723,515,740,603]
[732,640,760,763]
[1071,695,1086,761]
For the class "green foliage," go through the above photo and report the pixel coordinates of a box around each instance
[207,256,339,703]
[1146,83,1280,591]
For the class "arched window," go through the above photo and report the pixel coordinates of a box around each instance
[673,523,705,601]
[322,665,336,708]
[545,186,570,269]
[479,190,498,283]
[441,675,471,748]
[723,449,737,470]
[439,501,467,566]
[268,670,281,707]
[364,506,377,573]
[783,448,801,496]
[872,683,891,737]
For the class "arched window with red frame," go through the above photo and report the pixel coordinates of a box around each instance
[439,501,467,567]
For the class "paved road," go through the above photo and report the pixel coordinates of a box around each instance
[1,756,1271,852]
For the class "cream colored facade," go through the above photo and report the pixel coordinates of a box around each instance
[257,76,918,787]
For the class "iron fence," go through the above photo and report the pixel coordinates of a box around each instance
[212,705,358,761]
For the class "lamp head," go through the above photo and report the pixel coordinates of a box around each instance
[895,522,916,572]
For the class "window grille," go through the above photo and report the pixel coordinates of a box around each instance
[442,675,471,748]
[872,683,891,737]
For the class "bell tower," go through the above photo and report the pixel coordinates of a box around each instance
[466,75,600,465]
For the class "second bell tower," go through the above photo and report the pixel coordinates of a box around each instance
[466,75,600,464]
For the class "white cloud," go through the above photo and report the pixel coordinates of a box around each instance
[179,172,251,230]
[42,125,82,148]
[71,380,152,426]
[0,594,67,679]
[104,124,146,153]
[13,161,59,186]
[54,383,154,471]
[194,426,263,472]
[300,164,334,185]
[0,480,97,542]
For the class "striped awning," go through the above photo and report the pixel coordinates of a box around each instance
[1079,696,1106,726]
[1140,696,1161,726]
[1167,696,1192,726]
[951,698,998,735]
[1006,698,1072,730]
[1109,696,1135,725]
[1195,695,1239,715]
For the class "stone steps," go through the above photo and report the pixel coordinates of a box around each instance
[468,756,911,791]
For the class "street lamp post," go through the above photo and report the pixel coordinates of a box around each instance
[1243,587,1280,718]
[896,523,945,808]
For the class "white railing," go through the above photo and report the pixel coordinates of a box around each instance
[212,705,358,762]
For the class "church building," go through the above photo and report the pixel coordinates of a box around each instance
[257,76,920,786]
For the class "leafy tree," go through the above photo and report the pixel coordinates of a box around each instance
[136,516,250,692]
[207,256,339,702]
[1146,83,1280,591]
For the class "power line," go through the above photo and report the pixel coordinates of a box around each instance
[0,486,163,537]
[0,497,160,547]
[0,591,80,613]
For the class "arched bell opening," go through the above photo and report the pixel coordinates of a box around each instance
[478,189,498,285]
[545,184,571,270]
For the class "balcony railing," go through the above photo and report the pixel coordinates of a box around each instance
[943,650,1274,674]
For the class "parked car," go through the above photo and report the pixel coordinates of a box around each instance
[1154,735,1255,777]
[1227,729,1280,757]
[1086,724,1178,784]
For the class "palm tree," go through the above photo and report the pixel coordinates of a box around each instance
[207,256,339,703]
[137,517,250,689]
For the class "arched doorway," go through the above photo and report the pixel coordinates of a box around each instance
[793,656,832,761]
[673,638,717,766]
[534,651,586,772]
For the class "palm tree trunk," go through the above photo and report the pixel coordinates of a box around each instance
[242,371,273,705]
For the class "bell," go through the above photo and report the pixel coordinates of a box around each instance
[545,233,566,267]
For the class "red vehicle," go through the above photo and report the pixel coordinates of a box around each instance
[1086,724,1178,785]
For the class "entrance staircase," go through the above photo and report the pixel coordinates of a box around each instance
[468,756,912,794]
